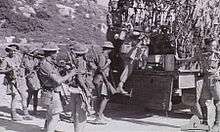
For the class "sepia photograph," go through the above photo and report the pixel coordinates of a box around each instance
[0,0,219,132]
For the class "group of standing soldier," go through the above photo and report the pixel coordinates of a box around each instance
[0,41,116,132]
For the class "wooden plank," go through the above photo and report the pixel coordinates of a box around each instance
[125,72,174,111]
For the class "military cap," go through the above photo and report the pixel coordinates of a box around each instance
[102,41,114,49]
[5,44,20,52]
[70,42,89,54]
[42,42,60,51]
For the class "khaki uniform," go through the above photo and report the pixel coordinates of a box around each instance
[93,53,113,97]
[23,55,41,112]
[24,55,41,91]
[38,58,63,114]
[68,54,88,132]
[37,58,63,132]
[2,53,30,118]
[4,53,28,95]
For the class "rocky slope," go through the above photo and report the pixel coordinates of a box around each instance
[0,0,107,45]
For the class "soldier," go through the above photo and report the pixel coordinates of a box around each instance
[195,38,219,126]
[37,42,76,132]
[0,44,32,121]
[92,41,116,124]
[206,38,220,132]
[117,26,149,95]
[23,48,41,115]
[68,42,91,132]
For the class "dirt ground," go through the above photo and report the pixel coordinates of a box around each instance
[0,74,192,132]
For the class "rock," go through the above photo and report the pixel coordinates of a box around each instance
[18,5,36,18]
[74,3,80,7]
[85,13,91,19]
[19,38,28,44]
[98,23,108,34]
[0,19,6,28]
[34,0,44,7]
[56,4,76,19]
[5,36,15,43]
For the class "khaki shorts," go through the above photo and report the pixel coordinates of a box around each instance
[43,91,63,115]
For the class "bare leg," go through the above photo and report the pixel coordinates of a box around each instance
[117,62,134,94]
[18,89,32,120]
[97,97,109,117]
[11,94,22,121]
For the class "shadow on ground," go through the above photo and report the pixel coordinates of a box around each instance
[113,117,180,128]
[0,106,47,120]
[0,118,41,132]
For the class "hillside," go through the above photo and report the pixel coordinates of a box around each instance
[0,0,107,45]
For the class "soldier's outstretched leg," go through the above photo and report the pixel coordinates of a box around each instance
[18,88,32,120]
[117,62,134,95]
[17,78,32,120]
[11,94,22,121]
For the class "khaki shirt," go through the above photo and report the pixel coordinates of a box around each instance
[97,53,110,77]
[4,53,25,79]
[38,58,60,89]
[23,55,39,72]
[23,55,41,90]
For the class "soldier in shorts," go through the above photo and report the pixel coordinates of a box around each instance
[37,42,76,132]
[92,41,116,124]
[0,44,32,121]
[68,42,91,132]
[23,48,41,115]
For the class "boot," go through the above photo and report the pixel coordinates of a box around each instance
[11,111,22,121]
[23,108,33,120]
[211,102,220,132]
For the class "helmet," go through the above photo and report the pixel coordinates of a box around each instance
[102,41,114,49]
[42,42,60,51]
[70,42,89,54]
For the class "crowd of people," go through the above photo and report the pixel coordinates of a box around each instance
[0,41,117,132]
[106,0,220,132]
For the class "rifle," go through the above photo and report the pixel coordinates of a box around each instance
[67,52,92,115]
[91,46,117,94]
